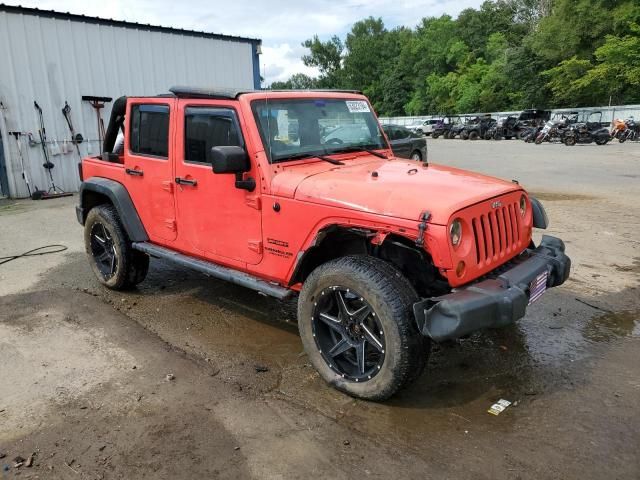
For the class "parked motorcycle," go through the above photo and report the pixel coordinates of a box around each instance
[612,117,638,143]
[534,117,569,144]
[520,126,540,142]
[564,123,611,146]
[564,111,611,146]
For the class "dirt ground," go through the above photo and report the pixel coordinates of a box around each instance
[1,139,639,479]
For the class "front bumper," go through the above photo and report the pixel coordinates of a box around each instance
[413,235,571,341]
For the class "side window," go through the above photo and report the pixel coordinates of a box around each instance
[184,107,242,164]
[130,104,169,158]
[400,128,412,139]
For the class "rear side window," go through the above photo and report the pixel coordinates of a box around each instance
[130,104,169,158]
[184,107,243,164]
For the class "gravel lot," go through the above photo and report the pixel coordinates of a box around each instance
[1,139,638,479]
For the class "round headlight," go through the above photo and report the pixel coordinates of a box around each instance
[450,218,462,247]
[519,195,527,217]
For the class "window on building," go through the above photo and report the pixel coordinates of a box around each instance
[184,107,242,164]
[130,104,169,158]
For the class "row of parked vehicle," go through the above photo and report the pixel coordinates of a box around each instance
[525,112,639,146]
[405,110,550,140]
[405,110,639,146]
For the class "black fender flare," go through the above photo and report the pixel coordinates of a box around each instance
[529,196,549,229]
[76,177,149,242]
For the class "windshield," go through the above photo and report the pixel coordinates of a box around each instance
[251,98,387,163]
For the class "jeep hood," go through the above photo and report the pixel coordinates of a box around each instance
[272,158,522,225]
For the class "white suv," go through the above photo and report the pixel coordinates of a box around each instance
[407,119,440,136]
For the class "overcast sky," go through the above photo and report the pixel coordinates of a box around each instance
[6,0,483,84]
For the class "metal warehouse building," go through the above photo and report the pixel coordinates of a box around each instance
[0,4,261,198]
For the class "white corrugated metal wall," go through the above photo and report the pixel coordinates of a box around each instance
[0,7,259,198]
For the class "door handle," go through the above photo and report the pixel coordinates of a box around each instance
[125,168,144,176]
[175,177,197,186]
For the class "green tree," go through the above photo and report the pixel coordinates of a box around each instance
[275,0,640,115]
[542,57,595,106]
[269,73,318,90]
[301,35,344,87]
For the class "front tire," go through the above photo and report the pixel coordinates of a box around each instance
[564,135,577,146]
[298,256,428,401]
[84,205,149,290]
[469,131,480,140]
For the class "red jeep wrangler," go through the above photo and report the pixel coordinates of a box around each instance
[76,87,570,400]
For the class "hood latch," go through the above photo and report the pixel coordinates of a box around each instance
[415,211,431,248]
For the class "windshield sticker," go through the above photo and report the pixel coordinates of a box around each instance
[345,100,370,113]
[275,110,289,142]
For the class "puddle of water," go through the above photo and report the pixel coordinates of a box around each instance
[583,311,640,343]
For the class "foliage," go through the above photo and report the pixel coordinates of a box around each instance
[269,0,640,115]
[270,73,318,90]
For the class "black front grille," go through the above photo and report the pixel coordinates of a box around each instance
[471,202,522,265]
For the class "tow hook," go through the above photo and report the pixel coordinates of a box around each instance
[415,211,431,248]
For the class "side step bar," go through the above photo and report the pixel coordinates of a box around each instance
[132,242,293,300]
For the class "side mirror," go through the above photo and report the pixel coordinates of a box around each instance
[210,145,255,192]
[211,146,250,174]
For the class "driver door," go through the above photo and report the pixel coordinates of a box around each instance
[173,100,262,266]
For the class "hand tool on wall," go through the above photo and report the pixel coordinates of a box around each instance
[61,101,83,159]
[8,131,32,197]
[82,95,112,148]
[33,101,71,199]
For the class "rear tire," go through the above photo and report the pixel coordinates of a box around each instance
[595,136,609,145]
[84,205,149,290]
[461,131,469,140]
[298,256,428,401]
[469,131,480,140]
[410,151,422,161]
[564,135,577,146]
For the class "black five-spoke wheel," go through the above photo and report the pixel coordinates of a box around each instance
[84,204,149,290]
[90,222,118,278]
[299,256,429,400]
[312,286,385,382]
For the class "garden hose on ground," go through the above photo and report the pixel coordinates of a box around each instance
[0,245,68,266]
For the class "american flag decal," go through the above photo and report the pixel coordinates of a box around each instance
[528,271,548,305]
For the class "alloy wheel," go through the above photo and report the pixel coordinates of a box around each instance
[90,222,117,278]
[311,286,385,382]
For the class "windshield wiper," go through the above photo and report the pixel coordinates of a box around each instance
[326,146,388,159]
[274,152,344,165]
